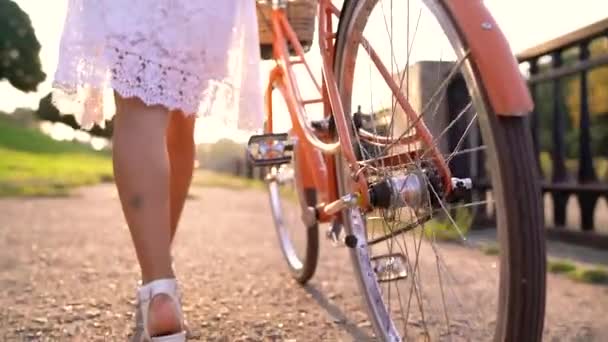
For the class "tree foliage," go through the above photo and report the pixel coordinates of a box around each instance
[196,138,245,173]
[37,93,114,138]
[0,0,45,92]
[533,36,608,158]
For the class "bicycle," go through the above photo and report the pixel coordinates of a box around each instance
[248,0,546,340]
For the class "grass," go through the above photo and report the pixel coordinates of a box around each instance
[569,268,608,284]
[364,207,473,243]
[473,248,608,286]
[546,259,608,285]
[480,243,500,255]
[547,259,577,274]
[0,115,113,197]
[423,207,474,241]
[472,248,608,285]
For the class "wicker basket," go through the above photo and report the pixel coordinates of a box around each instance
[256,0,318,59]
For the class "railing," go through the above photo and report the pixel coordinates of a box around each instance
[464,18,608,249]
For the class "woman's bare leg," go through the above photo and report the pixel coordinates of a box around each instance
[112,94,181,335]
[167,111,196,243]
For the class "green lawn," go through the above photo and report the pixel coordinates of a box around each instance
[548,259,608,285]
[0,115,113,197]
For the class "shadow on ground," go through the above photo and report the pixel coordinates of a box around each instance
[304,283,375,341]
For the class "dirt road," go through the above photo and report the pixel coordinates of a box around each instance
[1,184,607,341]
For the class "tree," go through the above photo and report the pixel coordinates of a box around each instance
[36,92,114,139]
[0,0,45,92]
[37,93,79,129]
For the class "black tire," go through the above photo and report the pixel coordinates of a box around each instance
[296,188,320,283]
[266,143,319,284]
[333,1,546,340]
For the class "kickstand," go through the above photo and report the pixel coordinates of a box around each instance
[326,219,343,246]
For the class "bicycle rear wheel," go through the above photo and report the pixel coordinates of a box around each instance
[334,0,546,340]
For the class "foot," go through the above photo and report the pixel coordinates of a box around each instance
[147,294,182,336]
[133,278,186,341]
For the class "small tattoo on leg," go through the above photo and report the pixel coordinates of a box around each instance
[130,195,143,209]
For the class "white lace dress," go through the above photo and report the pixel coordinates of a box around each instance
[52,0,264,132]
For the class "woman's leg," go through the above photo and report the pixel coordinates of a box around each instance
[112,94,181,335]
[166,111,196,243]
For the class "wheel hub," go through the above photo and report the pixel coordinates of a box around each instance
[369,171,430,210]
[369,169,472,210]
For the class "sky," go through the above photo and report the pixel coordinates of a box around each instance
[1,0,607,143]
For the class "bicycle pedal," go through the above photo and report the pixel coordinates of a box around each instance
[371,253,408,282]
[247,133,293,167]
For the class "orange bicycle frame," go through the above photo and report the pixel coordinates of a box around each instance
[262,0,453,221]
[264,0,363,223]
[262,0,531,222]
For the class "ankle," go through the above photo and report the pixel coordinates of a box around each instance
[142,269,175,285]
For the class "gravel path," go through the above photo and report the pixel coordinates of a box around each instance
[1,183,607,341]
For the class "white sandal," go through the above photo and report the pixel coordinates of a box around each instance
[132,278,187,342]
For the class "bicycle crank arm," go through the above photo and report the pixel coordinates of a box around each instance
[321,193,361,216]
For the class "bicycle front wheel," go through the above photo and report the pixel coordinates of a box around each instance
[334,0,546,341]
[265,86,320,284]
[267,156,320,284]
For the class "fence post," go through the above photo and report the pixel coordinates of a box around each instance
[576,40,599,231]
[528,58,543,177]
[550,50,569,227]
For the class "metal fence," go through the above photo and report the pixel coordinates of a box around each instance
[461,18,608,249]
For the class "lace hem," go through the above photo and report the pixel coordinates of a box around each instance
[51,81,239,130]
[51,0,264,133]
[106,45,209,114]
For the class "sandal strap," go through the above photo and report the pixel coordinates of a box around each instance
[135,278,184,341]
[138,278,180,303]
[150,331,187,342]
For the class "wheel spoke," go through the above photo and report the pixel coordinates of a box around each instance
[447,145,487,159]
[448,200,492,210]
[334,1,519,340]
[435,247,452,339]
[378,51,471,158]
[425,173,469,243]
[420,101,473,159]
[445,113,479,165]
